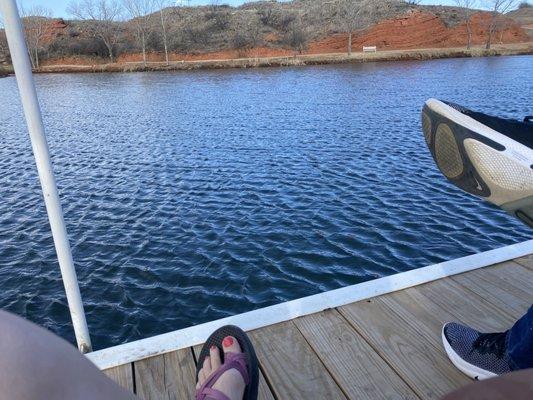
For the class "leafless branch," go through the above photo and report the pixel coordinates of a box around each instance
[67,0,123,61]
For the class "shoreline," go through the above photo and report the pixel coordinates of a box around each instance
[2,43,532,75]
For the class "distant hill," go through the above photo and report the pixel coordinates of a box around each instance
[508,4,533,37]
[0,0,530,68]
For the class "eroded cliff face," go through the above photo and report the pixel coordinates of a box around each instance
[115,10,530,61]
[308,11,528,54]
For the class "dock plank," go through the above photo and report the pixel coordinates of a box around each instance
[413,278,515,330]
[467,261,533,297]
[294,309,419,400]
[451,262,532,319]
[103,364,135,393]
[250,321,347,400]
[99,254,533,400]
[192,342,275,400]
[134,349,196,400]
[339,297,470,399]
[514,254,533,270]
[379,287,467,353]
[376,275,517,387]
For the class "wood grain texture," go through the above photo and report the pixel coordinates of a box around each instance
[379,287,458,351]
[339,297,470,400]
[250,321,347,400]
[472,261,533,297]
[294,309,419,400]
[451,262,532,319]
[103,364,135,393]
[192,344,202,361]
[376,275,519,392]
[134,348,196,400]
[192,342,275,400]
[513,254,533,270]
[412,278,515,331]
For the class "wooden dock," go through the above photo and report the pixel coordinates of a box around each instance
[103,254,532,400]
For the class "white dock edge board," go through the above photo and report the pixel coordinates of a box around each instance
[87,240,533,370]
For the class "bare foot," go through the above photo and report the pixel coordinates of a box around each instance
[196,336,246,400]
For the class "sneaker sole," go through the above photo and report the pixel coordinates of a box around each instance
[422,99,533,226]
[441,325,497,381]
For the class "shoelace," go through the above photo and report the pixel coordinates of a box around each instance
[471,331,508,359]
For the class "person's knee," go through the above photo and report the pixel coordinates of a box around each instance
[0,311,136,400]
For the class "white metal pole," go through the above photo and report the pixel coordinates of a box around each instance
[0,0,92,353]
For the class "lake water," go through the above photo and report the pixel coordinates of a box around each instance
[0,56,531,349]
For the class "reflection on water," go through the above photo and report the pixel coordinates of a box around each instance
[0,56,531,349]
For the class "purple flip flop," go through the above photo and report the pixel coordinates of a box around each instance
[196,325,259,400]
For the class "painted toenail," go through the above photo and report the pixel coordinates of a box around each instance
[223,336,233,347]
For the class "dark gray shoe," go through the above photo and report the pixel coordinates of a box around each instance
[442,322,512,380]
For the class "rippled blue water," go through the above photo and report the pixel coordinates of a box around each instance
[0,56,531,349]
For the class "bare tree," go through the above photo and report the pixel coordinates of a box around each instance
[67,0,123,62]
[154,0,173,65]
[304,0,333,37]
[335,0,374,56]
[454,0,477,49]
[0,17,9,62]
[20,5,52,69]
[231,13,262,58]
[484,0,517,49]
[205,1,230,32]
[284,16,309,55]
[123,0,155,66]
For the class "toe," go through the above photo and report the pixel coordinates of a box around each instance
[222,335,242,355]
[210,345,222,370]
[203,355,212,376]
[197,368,206,388]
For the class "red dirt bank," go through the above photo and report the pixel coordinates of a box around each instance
[39,10,530,67]
[308,11,528,54]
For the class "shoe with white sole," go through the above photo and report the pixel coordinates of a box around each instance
[442,322,512,380]
[422,99,533,227]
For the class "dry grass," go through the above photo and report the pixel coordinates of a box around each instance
[0,65,13,76]
[33,43,532,74]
